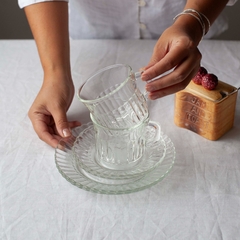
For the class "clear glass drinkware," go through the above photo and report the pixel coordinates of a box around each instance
[78,64,148,129]
[77,64,161,170]
[90,114,161,170]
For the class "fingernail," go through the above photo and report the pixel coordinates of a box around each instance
[141,73,150,81]
[150,94,158,100]
[146,84,154,92]
[63,128,71,137]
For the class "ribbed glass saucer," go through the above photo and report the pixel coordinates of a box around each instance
[55,123,175,194]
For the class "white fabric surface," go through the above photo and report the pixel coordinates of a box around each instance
[18,0,237,39]
[1,39,240,239]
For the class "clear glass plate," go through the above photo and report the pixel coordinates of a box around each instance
[55,123,175,195]
[73,123,166,179]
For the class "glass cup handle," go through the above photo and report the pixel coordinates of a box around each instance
[134,71,148,98]
[134,72,161,141]
[135,68,175,98]
[145,121,161,143]
[134,71,143,80]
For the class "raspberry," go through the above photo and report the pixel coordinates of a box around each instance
[202,73,218,90]
[192,67,208,85]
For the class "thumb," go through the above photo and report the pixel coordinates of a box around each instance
[53,109,72,138]
[141,55,158,73]
[141,42,167,76]
[141,51,163,81]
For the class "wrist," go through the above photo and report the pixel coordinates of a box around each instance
[173,14,203,44]
[43,63,71,77]
[43,67,73,85]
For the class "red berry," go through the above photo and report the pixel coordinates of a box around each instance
[202,73,218,90]
[192,67,208,85]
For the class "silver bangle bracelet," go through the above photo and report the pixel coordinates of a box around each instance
[183,9,211,34]
[173,12,205,38]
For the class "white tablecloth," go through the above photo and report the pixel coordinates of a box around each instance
[1,39,240,240]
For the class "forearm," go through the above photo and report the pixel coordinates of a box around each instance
[173,0,229,43]
[24,2,71,78]
[184,0,229,24]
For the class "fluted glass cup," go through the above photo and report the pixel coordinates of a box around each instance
[78,64,148,129]
[90,113,161,170]
[77,64,161,170]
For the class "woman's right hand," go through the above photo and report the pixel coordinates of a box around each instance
[24,2,80,147]
[28,73,81,148]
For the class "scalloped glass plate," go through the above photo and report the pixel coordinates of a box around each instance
[73,122,167,179]
[55,123,175,194]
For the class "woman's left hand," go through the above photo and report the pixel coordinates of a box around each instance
[141,23,202,99]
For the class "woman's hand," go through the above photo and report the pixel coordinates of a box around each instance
[28,73,81,148]
[141,21,202,100]
[24,2,80,148]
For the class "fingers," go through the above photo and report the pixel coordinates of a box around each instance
[48,104,71,138]
[146,48,200,88]
[28,111,62,148]
[28,98,81,148]
[147,65,200,99]
[142,40,201,80]
[51,108,81,147]
[142,45,184,81]
[27,73,78,148]
[68,121,81,129]
[142,45,201,99]
[29,110,81,148]
[52,103,81,134]
[140,25,203,100]
[141,44,167,73]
